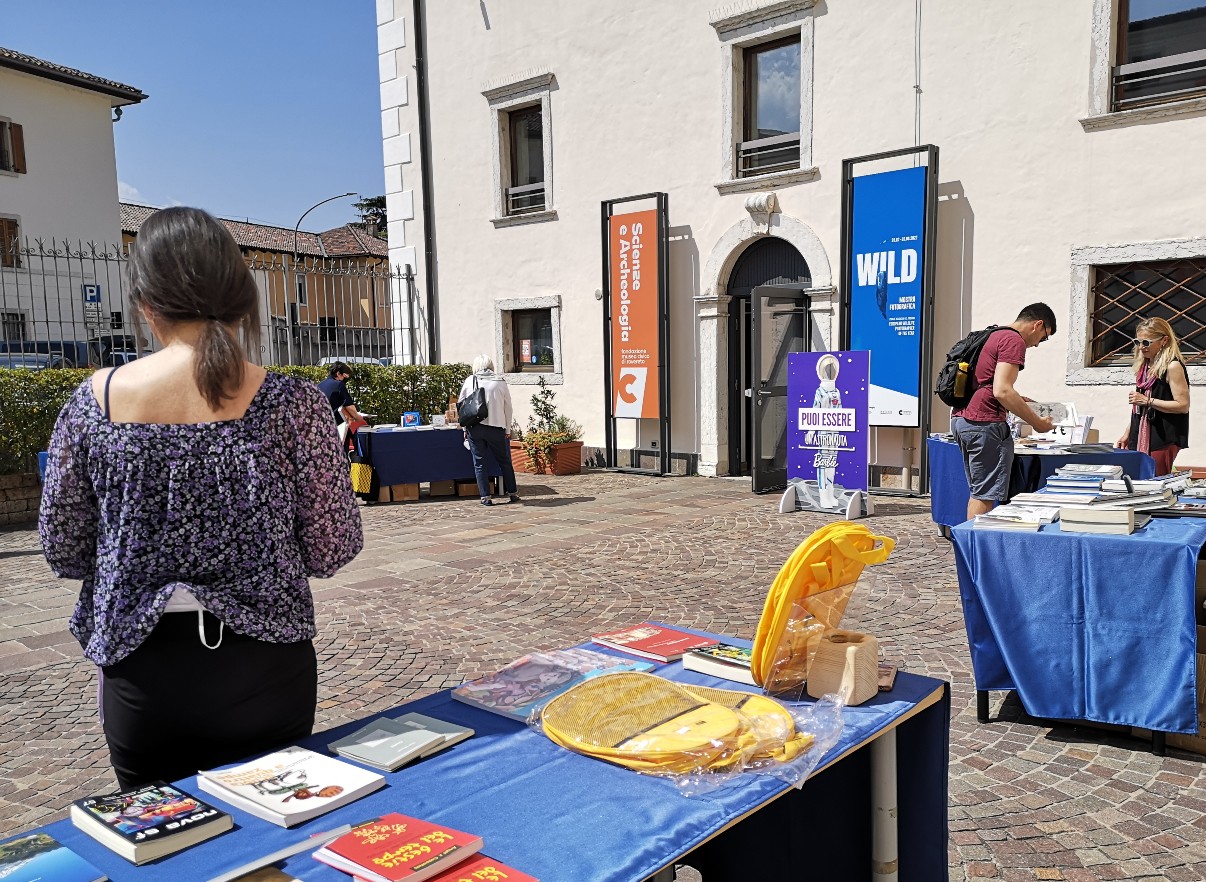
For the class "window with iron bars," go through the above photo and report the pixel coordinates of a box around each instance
[1089,258,1206,365]
[2,311,26,343]
[318,316,338,344]
[1112,0,1206,111]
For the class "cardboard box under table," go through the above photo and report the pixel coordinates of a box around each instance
[356,427,500,495]
[34,632,950,882]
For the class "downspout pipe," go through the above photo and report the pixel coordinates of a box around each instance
[412,0,439,363]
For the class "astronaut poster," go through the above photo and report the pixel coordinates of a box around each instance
[847,165,927,427]
[787,351,870,512]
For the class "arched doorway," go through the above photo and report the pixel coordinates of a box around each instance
[727,237,811,478]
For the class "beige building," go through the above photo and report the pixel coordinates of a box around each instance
[378,0,1206,480]
[121,204,395,366]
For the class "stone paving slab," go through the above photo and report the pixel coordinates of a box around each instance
[1,471,1204,880]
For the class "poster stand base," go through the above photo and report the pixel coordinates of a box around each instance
[778,480,873,519]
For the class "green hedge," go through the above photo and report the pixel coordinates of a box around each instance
[0,363,472,475]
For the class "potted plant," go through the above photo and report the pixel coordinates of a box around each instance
[510,378,584,475]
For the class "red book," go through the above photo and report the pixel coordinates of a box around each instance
[357,853,539,882]
[313,813,483,882]
[591,622,718,662]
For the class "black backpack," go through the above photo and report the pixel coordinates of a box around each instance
[934,326,1021,408]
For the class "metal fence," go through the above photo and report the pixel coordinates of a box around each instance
[0,237,419,367]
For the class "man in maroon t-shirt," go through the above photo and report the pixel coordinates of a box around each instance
[951,303,1058,520]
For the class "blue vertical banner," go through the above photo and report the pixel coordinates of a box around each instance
[787,351,870,510]
[848,166,927,427]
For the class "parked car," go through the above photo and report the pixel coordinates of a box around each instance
[316,355,389,367]
[0,352,73,370]
[100,349,153,367]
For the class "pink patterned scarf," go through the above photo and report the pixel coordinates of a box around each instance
[1133,362,1159,454]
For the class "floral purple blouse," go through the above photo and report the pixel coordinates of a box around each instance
[39,372,363,666]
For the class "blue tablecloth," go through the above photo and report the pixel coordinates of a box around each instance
[35,656,949,882]
[929,437,1155,528]
[951,517,1206,733]
[356,427,501,486]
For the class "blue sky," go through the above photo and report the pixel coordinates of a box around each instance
[4,1,384,234]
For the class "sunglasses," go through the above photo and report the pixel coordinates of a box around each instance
[1132,337,1164,348]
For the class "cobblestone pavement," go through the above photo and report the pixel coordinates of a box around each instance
[2,471,1204,880]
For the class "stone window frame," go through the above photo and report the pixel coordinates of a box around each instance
[482,69,558,228]
[710,0,818,194]
[1082,0,1206,131]
[494,294,563,385]
[1067,237,1206,386]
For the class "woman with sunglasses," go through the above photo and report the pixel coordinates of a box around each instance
[1114,317,1190,475]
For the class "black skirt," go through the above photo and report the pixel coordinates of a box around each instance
[100,611,317,790]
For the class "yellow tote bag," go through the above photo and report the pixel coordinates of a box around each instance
[750,522,894,687]
[540,671,813,774]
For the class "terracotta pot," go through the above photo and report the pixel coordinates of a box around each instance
[510,440,583,475]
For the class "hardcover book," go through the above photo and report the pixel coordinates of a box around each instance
[328,721,444,772]
[591,623,718,662]
[313,813,483,882]
[451,648,653,722]
[0,831,106,882]
[681,643,756,686]
[69,782,231,865]
[198,746,386,827]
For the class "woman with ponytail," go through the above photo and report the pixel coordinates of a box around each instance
[39,207,363,789]
[1114,317,1191,476]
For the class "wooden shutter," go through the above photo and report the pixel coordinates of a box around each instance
[10,124,25,174]
[0,217,17,267]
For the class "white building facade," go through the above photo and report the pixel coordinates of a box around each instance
[378,0,1206,478]
[0,48,145,353]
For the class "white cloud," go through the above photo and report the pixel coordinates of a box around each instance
[118,181,145,203]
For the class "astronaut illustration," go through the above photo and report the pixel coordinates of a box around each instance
[812,354,842,509]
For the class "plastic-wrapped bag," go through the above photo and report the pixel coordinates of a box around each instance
[751,522,894,700]
[533,671,844,793]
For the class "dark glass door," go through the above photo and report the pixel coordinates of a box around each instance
[750,285,809,493]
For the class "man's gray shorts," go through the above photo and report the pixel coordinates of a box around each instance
[951,417,1014,501]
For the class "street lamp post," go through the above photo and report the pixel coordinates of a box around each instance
[286,192,357,365]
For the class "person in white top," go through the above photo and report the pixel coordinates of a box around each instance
[459,354,519,505]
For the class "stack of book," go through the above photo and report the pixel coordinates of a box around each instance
[1100,473,1190,495]
[1059,506,1151,535]
[972,503,1061,531]
[328,712,474,772]
[313,813,537,882]
[1042,463,1122,495]
[451,648,653,722]
[1012,487,1174,512]
[70,782,232,864]
[197,746,386,827]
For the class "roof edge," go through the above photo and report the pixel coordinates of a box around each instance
[0,52,147,106]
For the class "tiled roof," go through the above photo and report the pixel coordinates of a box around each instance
[0,46,146,105]
[120,203,387,259]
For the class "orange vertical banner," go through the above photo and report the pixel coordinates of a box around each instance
[609,209,660,420]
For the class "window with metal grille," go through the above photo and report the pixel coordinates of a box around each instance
[1113,0,1206,111]
[1089,258,1206,365]
[1,311,26,342]
[318,315,337,343]
[738,35,801,178]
